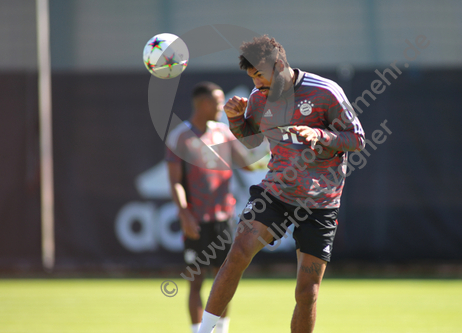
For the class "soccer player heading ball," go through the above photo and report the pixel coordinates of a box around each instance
[198,35,365,333]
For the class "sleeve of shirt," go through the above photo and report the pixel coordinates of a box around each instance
[228,90,265,149]
[313,88,365,152]
[165,129,183,163]
[165,146,182,163]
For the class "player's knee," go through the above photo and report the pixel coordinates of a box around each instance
[189,274,204,293]
[227,242,254,270]
[295,283,319,308]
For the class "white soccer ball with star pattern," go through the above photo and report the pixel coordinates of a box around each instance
[143,33,189,79]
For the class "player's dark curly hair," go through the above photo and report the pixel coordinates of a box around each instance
[192,81,222,99]
[239,35,289,70]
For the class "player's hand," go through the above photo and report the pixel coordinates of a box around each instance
[291,126,319,149]
[179,208,200,240]
[224,96,248,118]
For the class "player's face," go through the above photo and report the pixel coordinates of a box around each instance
[205,89,225,121]
[247,61,285,102]
[247,63,273,97]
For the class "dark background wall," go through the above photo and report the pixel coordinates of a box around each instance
[2,67,461,270]
[0,73,41,269]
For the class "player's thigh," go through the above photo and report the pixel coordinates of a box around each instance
[296,250,327,283]
[230,219,274,259]
[235,185,289,255]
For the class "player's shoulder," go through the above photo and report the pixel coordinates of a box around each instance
[301,71,342,89]
[300,71,346,102]
[245,87,266,117]
[166,120,192,150]
[206,121,234,139]
[206,120,229,131]
[248,87,266,103]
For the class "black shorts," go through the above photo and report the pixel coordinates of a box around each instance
[183,220,232,267]
[240,185,338,262]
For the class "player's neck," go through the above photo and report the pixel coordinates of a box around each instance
[283,67,296,92]
[291,68,298,85]
[190,113,207,133]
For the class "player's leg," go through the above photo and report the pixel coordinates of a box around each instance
[198,219,274,333]
[210,221,233,333]
[207,219,272,314]
[289,208,338,333]
[291,250,327,333]
[184,223,211,333]
[212,267,230,333]
[189,270,205,329]
[199,185,288,333]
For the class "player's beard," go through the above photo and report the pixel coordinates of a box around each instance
[267,69,285,102]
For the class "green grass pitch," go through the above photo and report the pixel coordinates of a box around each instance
[0,278,461,332]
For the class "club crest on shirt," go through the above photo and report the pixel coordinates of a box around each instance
[242,201,254,214]
[298,100,314,116]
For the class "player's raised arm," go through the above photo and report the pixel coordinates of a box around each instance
[319,97,366,152]
[295,87,365,152]
[226,94,265,149]
[223,96,247,118]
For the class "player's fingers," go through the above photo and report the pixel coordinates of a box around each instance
[236,98,247,112]
[224,100,238,110]
[192,226,201,239]
[225,99,243,114]
[193,219,200,233]
[299,129,315,138]
[185,227,200,240]
[224,96,247,118]
[289,127,300,133]
[231,96,244,107]
[229,97,245,111]
[224,106,240,117]
[305,135,318,143]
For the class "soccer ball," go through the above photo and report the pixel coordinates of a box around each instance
[143,33,189,79]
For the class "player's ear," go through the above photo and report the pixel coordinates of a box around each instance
[275,59,285,72]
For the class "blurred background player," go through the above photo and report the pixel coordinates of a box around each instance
[165,82,249,333]
[198,36,365,333]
